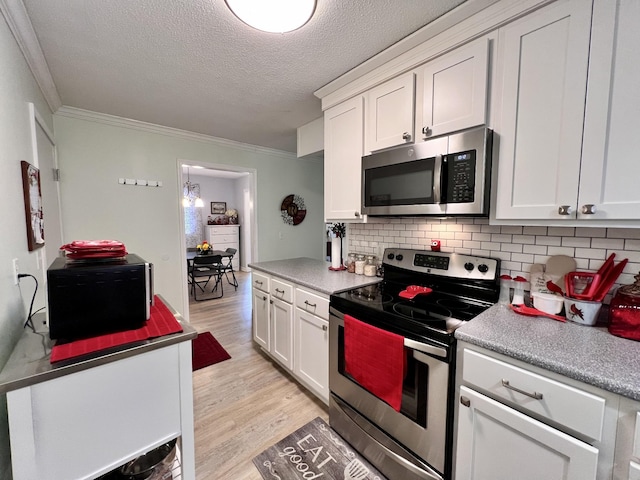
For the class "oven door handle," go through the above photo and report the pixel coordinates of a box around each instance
[404,338,447,359]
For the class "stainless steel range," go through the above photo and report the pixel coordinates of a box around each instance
[329,248,500,480]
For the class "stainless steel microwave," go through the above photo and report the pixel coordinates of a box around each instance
[362,126,493,216]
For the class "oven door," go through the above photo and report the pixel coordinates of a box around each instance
[362,136,448,216]
[329,308,451,480]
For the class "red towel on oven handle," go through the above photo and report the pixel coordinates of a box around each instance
[344,314,404,412]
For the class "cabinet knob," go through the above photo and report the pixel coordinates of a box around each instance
[354,211,360,217]
[402,131,411,141]
[269,299,273,304]
[581,204,597,215]
[460,396,471,408]
[422,126,431,137]
[557,205,573,216]
[262,296,266,301]
[322,324,328,331]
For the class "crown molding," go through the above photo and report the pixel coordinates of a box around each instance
[0,0,62,112]
[55,106,299,159]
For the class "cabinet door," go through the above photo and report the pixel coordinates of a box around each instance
[252,287,269,350]
[365,73,415,152]
[294,309,329,404]
[270,298,293,370]
[417,38,489,140]
[324,96,365,221]
[456,386,598,480]
[494,0,592,220]
[580,0,640,220]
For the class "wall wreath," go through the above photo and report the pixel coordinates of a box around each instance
[280,194,306,225]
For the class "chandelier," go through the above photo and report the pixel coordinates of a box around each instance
[225,0,317,33]
[182,167,204,208]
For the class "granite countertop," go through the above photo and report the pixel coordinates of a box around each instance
[248,257,380,295]
[455,304,640,401]
[0,295,197,394]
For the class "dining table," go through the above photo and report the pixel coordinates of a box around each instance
[187,250,233,261]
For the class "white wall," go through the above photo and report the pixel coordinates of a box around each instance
[53,113,325,318]
[0,13,54,479]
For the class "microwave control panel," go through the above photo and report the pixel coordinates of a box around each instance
[446,150,475,203]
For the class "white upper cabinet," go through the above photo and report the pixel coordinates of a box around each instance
[416,37,490,141]
[494,0,592,220]
[365,73,415,153]
[580,0,640,220]
[324,95,366,221]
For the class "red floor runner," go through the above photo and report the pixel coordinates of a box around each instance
[192,331,231,371]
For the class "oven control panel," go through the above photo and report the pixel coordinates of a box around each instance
[384,248,498,281]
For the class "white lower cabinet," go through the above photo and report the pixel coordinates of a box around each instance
[294,288,330,404]
[455,343,619,480]
[456,385,598,480]
[251,272,330,404]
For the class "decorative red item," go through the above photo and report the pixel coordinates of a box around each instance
[60,240,127,259]
[609,272,640,341]
[50,296,182,363]
[344,314,404,411]
[398,285,433,300]
[430,240,441,252]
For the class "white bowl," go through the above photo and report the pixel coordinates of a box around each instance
[531,292,564,315]
[563,297,603,326]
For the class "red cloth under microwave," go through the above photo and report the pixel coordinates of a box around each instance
[344,314,404,411]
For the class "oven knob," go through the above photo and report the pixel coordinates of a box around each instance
[464,262,474,271]
[396,254,404,261]
[387,253,395,260]
[478,264,489,273]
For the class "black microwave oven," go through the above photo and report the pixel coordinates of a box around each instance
[362,126,493,216]
[47,253,153,340]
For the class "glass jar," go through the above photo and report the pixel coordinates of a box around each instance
[364,255,377,277]
[354,254,366,275]
[499,275,512,304]
[609,272,640,340]
[511,276,527,305]
[346,252,357,273]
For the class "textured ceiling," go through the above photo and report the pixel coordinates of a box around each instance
[22,0,467,153]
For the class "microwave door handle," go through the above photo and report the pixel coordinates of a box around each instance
[433,154,443,204]
[440,154,449,205]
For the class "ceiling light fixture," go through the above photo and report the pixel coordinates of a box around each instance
[182,167,204,208]
[225,0,317,33]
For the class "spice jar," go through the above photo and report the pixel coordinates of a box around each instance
[499,275,513,304]
[609,272,640,341]
[354,254,366,275]
[364,255,377,277]
[346,253,357,273]
[511,276,527,305]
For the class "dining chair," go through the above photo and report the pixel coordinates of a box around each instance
[221,248,239,290]
[190,255,224,301]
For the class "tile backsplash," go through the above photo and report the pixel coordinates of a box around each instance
[347,218,640,304]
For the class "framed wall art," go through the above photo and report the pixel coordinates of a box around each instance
[211,202,227,214]
[21,160,45,251]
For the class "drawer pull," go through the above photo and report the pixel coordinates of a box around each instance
[501,379,544,400]
[275,288,285,295]
[460,396,471,408]
[304,300,317,308]
[255,280,263,285]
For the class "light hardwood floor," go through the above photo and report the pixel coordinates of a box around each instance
[189,271,329,479]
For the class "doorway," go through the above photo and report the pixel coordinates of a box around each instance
[177,160,258,321]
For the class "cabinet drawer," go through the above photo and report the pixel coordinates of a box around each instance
[271,279,293,303]
[209,234,238,245]
[252,272,269,293]
[296,288,329,320]
[463,349,606,441]
[209,226,239,236]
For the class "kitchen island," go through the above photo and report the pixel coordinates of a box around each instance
[454,304,640,480]
[249,257,380,404]
[0,296,197,480]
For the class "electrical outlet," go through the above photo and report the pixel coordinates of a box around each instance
[12,258,19,285]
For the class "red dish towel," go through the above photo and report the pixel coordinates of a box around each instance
[344,314,404,411]
[50,295,183,363]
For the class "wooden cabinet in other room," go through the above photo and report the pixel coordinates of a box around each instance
[324,96,366,222]
[205,225,240,271]
[495,0,640,223]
